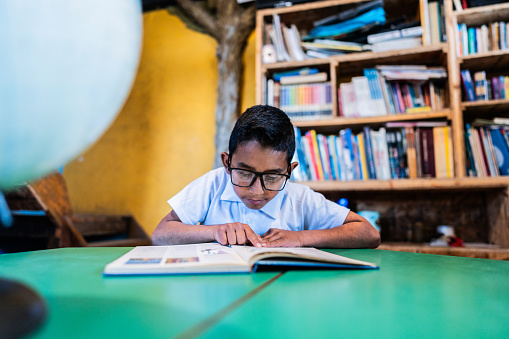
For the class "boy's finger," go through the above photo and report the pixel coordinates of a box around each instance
[216,229,228,245]
[236,229,247,245]
[261,228,275,237]
[263,238,285,247]
[226,229,237,245]
[245,229,263,248]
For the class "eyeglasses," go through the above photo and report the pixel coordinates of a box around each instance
[228,167,291,191]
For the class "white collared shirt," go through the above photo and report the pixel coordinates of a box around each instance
[168,168,350,235]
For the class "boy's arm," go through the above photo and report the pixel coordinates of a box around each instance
[261,211,380,249]
[151,210,264,247]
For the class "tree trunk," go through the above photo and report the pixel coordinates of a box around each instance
[213,41,244,168]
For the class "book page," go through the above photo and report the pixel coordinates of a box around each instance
[106,243,246,272]
[231,246,377,268]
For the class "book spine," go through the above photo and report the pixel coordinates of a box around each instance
[304,131,319,181]
[363,126,377,179]
[357,133,369,180]
[310,130,325,180]
[405,127,418,179]
[420,127,436,177]
[340,129,355,181]
[464,124,477,177]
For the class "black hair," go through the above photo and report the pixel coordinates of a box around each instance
[228,105,295,165]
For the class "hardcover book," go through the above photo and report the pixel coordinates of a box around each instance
[103,243,378,275]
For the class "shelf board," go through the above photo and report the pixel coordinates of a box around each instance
[455,3,509,27]
[257,0,368,15]
[378,242,509,260]
[262,44,447,73]
[292,110,451,131]
[459,50,509,71]
[300,177,509,192]
[462,99,509,117]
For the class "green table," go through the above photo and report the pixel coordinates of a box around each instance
[1,248,508,339]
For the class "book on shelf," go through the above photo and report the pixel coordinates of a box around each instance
[304,6,386,41]
[460,70,476,101]
[273,68,319,81]
[103,243,378,275]
[370,36,423,53]
[301,39,372,53]
[276,81,333,120]
[474,71,488,101]
[279,72,328,85]
[312,0,383,27]
[339,65,447,117]
[456,21,509,57]
[293,121,454,182]
[427,0,446,44]
[367,25,423,44]
[466,120,509,177]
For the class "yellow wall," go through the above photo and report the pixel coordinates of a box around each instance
[64,10,256,235]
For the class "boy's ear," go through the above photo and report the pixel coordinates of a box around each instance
[221,152,230,172]
[290,161,299,172]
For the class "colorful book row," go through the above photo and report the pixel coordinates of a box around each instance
[465,124,509,177]
[291,123,455,182]
[456,21,509,57]
[338,66,446,118]
[460,69,509,101]
[267,81,333,120]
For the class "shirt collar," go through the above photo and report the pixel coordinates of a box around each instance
[221,174,284,220]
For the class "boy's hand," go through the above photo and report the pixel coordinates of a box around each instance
[261,228,302,247]
[213,222,264,248]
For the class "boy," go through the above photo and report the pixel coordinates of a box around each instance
[152,105,380,248]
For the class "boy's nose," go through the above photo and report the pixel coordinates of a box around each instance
[249,177,264,195]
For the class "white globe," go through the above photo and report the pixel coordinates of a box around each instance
[0,0,143,190]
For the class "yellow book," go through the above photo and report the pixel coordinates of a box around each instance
[444,126,454,178]
[433,127,447,178]
[505,76,509,99]
[309,130,324,181]
[405,106,431,113]
[357,133,369,180]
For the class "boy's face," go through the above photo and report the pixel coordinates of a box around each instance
[221,140,298,210]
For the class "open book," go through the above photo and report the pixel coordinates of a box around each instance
[103,243,378,276]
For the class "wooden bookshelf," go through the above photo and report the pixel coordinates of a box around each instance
[293,110,451,132]
[379,242,509,260]
[255,0,509,256]
[454,2,509,27]
[303,177,509,192]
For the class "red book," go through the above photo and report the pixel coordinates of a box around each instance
[419,127,436,178]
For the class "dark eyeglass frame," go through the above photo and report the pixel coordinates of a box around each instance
[227,156,291,192]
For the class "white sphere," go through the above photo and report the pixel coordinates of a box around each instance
[0,0,142,190]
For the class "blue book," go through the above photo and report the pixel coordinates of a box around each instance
[273,68,319,81]
[363,126,377,179]
[316,134,331,181]
[489,128,509,175]
[464,125,477,177]
[468,27,476,54]
[333,135,343,181]
[340,129,355,181]
[460,70,476,101]
[306,7,386,40]
[293,127,310,181]
[327,135,338,181]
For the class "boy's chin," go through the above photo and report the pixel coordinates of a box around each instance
[242,198,267,210]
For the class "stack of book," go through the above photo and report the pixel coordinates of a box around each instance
[456,21,509,57]
[291,122,455,182]
[266,68,333,120]
[465,119,509,177]
[338,65,447,118]
[460,69,509,101]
